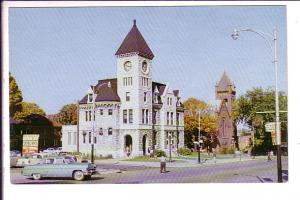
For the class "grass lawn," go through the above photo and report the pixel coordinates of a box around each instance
[123,156,160,162]
[177,152,236,160]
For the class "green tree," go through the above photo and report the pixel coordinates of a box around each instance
[183,98,217,149]
[14,102,46,121]
[234,87,287,154]
[9,73,23,118]
[57,104,78,125]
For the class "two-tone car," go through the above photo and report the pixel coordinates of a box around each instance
[16,153,44,167]
[21,156,97,181]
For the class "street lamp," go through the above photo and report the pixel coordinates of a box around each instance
[231,28,282,182]
[168,132,172,162]
[198,110,201,164]
[90,81,111,164]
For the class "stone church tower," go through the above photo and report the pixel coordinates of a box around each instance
[215,71,236,147]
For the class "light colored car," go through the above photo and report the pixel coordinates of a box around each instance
[54,147,63,154]
[10,150,21,167]
[21,156,97,181]
[16,153,44,167]
[43,147,56,154]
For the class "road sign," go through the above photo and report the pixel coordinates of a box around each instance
[265,122,276,132]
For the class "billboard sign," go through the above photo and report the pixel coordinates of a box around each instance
[22,134,39,155]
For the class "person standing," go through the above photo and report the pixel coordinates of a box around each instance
[160,155,166,173]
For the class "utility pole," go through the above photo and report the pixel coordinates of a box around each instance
[198,110,201,164]
[76,100,80,153]
[91,86,95,164]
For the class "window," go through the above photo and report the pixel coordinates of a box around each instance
[93,110,95,121]
[126,92,130,101]
[108,109,113,115]
[88,93,93,102]
[88,132,91,144]
[153,111,157,124]
[99,128,103,136]
[146,109,149,124]
[176,113,180,125]
[73,132,77,145]
[100,109,103,115]
[108,127,113,135]
[129,109,133,124]
[94,136,97,144]
[123,110,128,124]
[68,132,71,145]
[142,109,145,124]
[170,98,172,105]
[83,132,86,144]
[144,92,147,102]
[89,111,92,121]
[123,77,126,86]
[154,94,158,103]
[170,112,173,125]
[167,112,169,125]
[85,111,88,121]
[129,77,132,85]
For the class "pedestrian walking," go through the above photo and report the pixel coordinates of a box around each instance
[160,155,166,173]
[267,151,272,161]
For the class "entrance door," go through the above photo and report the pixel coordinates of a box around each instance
[124,135,132,156]
[142,135,147,156]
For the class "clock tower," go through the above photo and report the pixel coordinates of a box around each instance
[115,20,154,155]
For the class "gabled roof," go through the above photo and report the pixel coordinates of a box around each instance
[152,81,166,96]
[79,78,120,104]
[115,20,154,60]
[216,71,235,92]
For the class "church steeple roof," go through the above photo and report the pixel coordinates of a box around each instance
[115,20,154,60]
[215,71,235,92]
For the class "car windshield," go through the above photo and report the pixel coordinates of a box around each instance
[64,156,76,164]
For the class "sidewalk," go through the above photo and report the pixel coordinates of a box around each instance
[94,155,272,168]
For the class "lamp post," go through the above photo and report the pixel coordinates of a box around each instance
[168,132,172,162]
[231,28,282,182]
[91,86,95,164]
[76,100,80,153]
[198,110,201,164]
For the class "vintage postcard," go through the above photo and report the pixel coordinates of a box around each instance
[2,1,298,200]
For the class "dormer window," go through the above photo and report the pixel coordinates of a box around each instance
[88,93,93,103]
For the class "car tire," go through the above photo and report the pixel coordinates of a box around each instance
[32,173,41,180]
[73,171,84,181]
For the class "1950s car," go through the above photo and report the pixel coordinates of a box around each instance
[16,153,44,167]
[21,156,97,181]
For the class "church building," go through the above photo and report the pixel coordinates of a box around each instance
[215,72,236,147]
[62,20,185,158]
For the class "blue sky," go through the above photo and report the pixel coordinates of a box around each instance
[9,6,287,114]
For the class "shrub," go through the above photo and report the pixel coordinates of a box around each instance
[218,147,235,154]
[177,147,192,156]
[154,149,166,157]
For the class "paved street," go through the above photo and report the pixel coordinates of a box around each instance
[10,156,288,184]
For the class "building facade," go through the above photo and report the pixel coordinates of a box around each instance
[62,20,184,158]
[215,72,236,147]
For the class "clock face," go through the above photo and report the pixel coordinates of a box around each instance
[124,61,132,72]
[142,61,149,74]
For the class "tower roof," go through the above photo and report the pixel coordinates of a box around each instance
[115,20,154,60]
[216,71,235,92]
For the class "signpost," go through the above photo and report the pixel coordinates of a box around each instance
[265,122,281,145]
[22,134,39,155]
